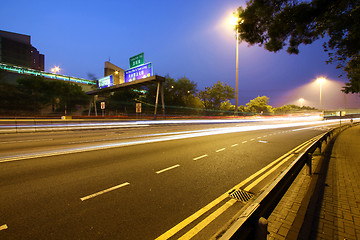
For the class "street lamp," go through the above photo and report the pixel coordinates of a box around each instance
[51,66,61,74]
[316,77,326,109]
[299,98,304,108]
[230,13,244,115]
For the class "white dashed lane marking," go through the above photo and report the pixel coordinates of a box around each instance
[156,164,180,174]
[215,148,226,153]
[0,224,8,231]
[80,182,130,201]
[193,155,208,161]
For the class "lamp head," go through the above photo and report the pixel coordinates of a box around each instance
[317,77,326,84]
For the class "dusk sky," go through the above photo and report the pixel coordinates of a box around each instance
[1,0,359,108]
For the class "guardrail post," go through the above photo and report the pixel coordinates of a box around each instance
[306,153,312,176]
[255,217,268,240]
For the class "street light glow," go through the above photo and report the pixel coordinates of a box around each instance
[317,77,326,84]
[51,66,61,74]
[299,98,304,107]
[316,77,327,109]
[230,12,244,116]
[229,15,239,27]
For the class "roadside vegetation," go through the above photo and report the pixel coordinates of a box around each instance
[0,74,316,117]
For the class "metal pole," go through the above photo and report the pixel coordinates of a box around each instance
[88,99,92,116]
[306,153,312,176]
[160,82,165,119]
[154,81,160,120]
[94,96,98,117]
[319,81,322,109]
[255,217,268,240]
[235,30,239,115]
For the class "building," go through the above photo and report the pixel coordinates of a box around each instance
[104,61,125,85]
[0,30,44,71]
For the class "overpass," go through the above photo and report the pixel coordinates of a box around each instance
[0,62,97,86]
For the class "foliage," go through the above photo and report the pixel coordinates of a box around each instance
[246,96,273,113]
[220,100,235,112]
[198,81,235,111]
[0,82,23,113]
[273,104,316,113]
[16,76,50,112]
[15,76,89,114]
[52,81,90,113]
[107,88,144,114]
[235,0,360,93]
[143,75,200,114]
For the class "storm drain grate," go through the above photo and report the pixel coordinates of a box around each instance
[228,189,254,203]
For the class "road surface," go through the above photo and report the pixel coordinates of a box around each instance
[0,118,344,239]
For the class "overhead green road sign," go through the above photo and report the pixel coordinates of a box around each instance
[129,52,144,68]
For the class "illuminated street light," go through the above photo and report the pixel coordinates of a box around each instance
[299,98,304,108]
[316,77,326,109]
[51,66,61,74]
[230,12,244,115]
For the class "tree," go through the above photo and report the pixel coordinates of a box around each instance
[235,0,360,93]
[107,88,143,114]
[54,82,89,114]
[220,100,235,112]
[143,75,199,114]
[273,104,316,113]
[0,82,23,114]
[16,76,89,114]
[246,96,273,114]
[198,81,235,111]
[17,76,51,112]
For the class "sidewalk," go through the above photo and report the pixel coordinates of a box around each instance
[310,125,360,239]
[267,124,360,239]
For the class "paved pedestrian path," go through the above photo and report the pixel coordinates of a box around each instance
[267,124,360,240]
[310,125,360,240]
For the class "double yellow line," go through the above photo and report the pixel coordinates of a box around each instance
[155,135,321,240]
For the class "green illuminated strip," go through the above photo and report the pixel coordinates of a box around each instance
[0,62,96,85]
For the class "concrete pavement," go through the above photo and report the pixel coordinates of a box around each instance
[267,124,360,239]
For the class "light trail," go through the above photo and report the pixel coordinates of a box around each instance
[0,115,326,132]
[0,119,350,163]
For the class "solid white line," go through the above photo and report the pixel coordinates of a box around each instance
[0,224,8,231]
[242,141,248,143]
[0,139,53,144]
[292,126,320,132]
[156,164,180,174]
[80,182,130,201]
[216,148,226,152]
[193,155,208,161]
[231,144,238,147]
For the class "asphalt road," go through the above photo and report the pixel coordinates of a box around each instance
[0,119,343,239]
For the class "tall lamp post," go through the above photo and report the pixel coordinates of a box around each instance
[316,77,326,109]
[230,14,243,115]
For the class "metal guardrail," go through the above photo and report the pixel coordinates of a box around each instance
[219,122,358,240]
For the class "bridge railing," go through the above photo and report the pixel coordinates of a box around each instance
[219,122,358,240]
